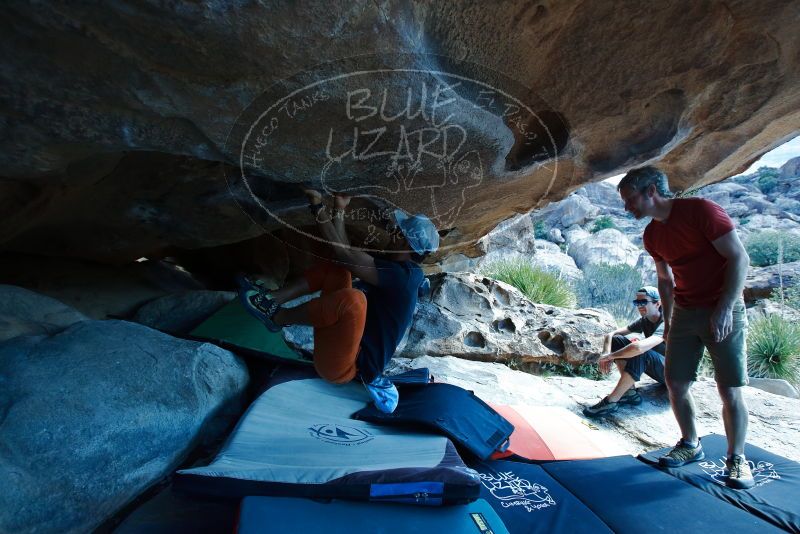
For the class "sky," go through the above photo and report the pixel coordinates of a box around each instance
[604,135,800,185]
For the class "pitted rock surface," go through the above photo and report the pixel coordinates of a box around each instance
[397,272,615,364]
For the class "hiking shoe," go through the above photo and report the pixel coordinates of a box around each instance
[364,375,399,414]
[659,438,705,467]
[582,397,619,418]
[237,283,282,332]
[726,455,755,489]
[618,388,642,406]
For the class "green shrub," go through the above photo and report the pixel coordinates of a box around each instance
[756,166,780,195]
[770,284,800,311]
[698,349,715,378]
[591,216,617,233]
[533,220,548,240]
[535,360,605,381]
[483,258,577,308]
[573,263,643,323]
[787,285,800,310]
[745,231,800,267]
[747,314,800,384]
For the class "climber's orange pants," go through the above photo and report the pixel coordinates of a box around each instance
[305,263,367,384]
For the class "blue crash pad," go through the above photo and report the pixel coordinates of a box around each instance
[639,434,800,533]
[542,455,782,533]
[237,496,509,534]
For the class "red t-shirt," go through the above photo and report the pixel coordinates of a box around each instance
[643,198,735,308]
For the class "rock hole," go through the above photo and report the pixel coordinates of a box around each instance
[537,330,565,353]
[545,308,555,315]
[493,318,516,334]
[505,110,570,171]
[492,286,511,306]
[464,331,487,348]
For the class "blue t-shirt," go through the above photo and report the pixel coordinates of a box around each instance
[357,258,424,382]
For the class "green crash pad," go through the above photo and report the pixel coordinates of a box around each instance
[190,300,312,365]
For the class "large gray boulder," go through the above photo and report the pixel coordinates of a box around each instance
[568,228,641,269]
[131,290,235,335]
[0,285,88,342]
[743,261,800,303]
[531,241,583,282]
[397,272,615,365]
[555,195,600,228]
[575,181,623,212]
[0,320,249,533]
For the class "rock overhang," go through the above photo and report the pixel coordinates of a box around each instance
[1,1,799,267]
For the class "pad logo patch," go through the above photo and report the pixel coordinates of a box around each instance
[308,423,374,446]
[479,471,556,512]
[698,457,780,487]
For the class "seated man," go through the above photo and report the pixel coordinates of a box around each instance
[583,286,666,418]
[238,187,438,414]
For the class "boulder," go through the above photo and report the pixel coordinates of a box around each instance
[575,181,622,210]
[0,285,88,342]
[547,227,565,244]
[436,253,478,273]
[555,195,600,228]
[568,228,641,269]
[700,181,752,206]
[780,156,800,181]
[480,214,536,257]
[387,355,800,462]
[743,214,800,235]
[740,194,784,216]
[131,290,235,335]
[0,255,203,320]
[747,377,800,399]
[531,241,583,282]
[746,299,800,324]
[0,321,249,533]
[743,262,800,303]
[635,252,658,286]
[563,225,591,246]
[397,272,615,365]
[725,202,751,218]
[774,197,800,215]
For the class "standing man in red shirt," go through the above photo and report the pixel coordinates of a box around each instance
[617,166,754,489]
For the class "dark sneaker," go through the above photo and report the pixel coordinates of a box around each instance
[618,388,642,406]
[726,455,755,489]
[364,375,399,414]
[659,438,705,467]
[235,273,269,294]
[237,285,282,333]
[582,397,619,418]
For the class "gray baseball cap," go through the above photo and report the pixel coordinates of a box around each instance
[393,209,440,255]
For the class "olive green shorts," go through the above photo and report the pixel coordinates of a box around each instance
[665,300,748,387]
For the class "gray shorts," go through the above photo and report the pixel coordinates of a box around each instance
[665,300,748,387]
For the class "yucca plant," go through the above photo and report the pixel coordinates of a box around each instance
[747,314,800,384]
[482,258,577,308]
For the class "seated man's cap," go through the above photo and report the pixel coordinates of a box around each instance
[637,286,660,301]
[393,209,440,255]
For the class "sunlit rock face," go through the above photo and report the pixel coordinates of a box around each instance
[1,1,799,266]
